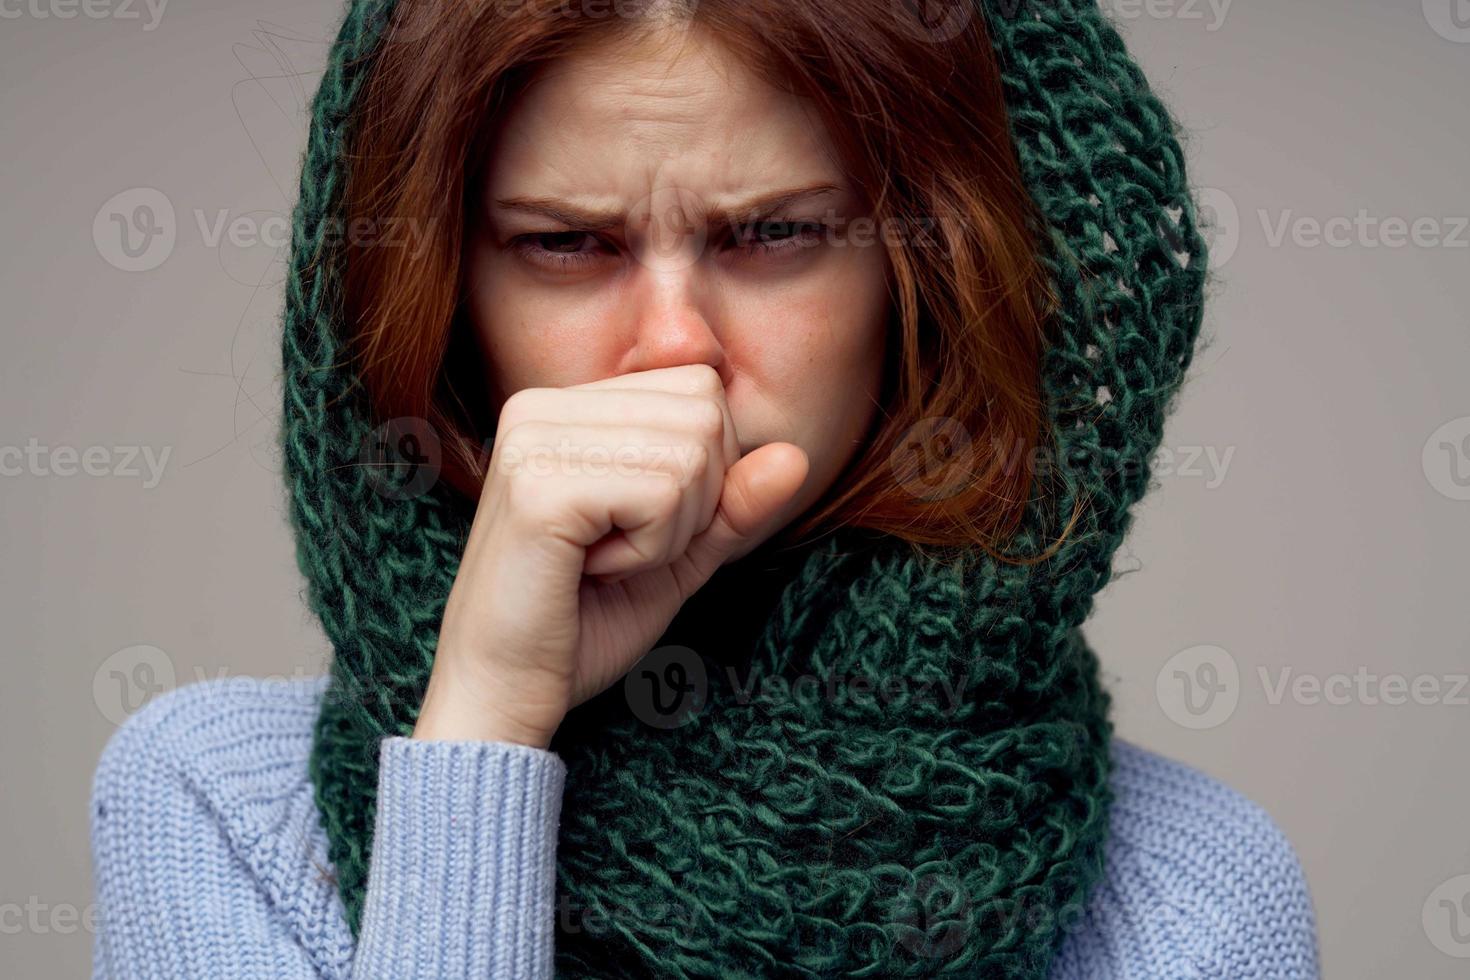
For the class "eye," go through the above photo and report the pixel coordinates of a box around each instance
[509,231,611,271]
[729,219,827,258]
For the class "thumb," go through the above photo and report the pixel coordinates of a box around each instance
[679,441,809,584]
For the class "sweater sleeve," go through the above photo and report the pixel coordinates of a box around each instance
[89,683,568,980]
[350,737,567,978]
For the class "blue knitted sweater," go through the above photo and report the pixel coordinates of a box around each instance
[89,676,1319,978]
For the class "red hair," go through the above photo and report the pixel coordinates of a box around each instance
[339,0,1066,561]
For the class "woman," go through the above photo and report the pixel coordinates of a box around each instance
[90,0,1319,976]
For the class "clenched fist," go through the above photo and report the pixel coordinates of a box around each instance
[412,364,810,748]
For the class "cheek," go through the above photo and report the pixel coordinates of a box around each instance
[730,252,889,438]
[467,246,624,398]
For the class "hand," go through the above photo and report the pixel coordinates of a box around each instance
[412,364,810,748]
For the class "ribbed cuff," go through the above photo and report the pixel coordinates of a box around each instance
[351,736,567,979]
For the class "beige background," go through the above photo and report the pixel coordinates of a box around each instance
[3,0,1468,976]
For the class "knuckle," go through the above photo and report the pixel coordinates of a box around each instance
[503,464,549,513]
[497,387,544,429]
[678,442,710,486]
[649,472,684,515]
[689,400,724,441]
[686,363,723,395]
[500,418,554,454]
[507,475,585,541]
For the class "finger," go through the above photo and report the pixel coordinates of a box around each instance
[499,388,729,530]
[502,403,726,554]
[568,469,685,577]
[496,421,714,576]
[674,441,809,591]
[501,388,733,464]
[497,420,716,495]
[567,365,739,468]
[583,442,707,577]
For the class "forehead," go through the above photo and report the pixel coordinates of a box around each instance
[484,26,845,203]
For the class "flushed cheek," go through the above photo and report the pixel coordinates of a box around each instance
[728,301,827,399]
[726,289,885,445]
[473,282,626,394]
[739,250,883,363]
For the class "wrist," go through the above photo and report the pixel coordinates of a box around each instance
[411,707,556,748]
[413,657,566,749]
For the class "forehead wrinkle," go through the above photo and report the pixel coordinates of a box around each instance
[486,28,846,222]
[493,184,844,233]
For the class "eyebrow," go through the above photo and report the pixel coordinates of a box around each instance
[491,183,843,232]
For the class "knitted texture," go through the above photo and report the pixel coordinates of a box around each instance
[281,0,1211,977]
[90,677,570,979]
[89,677,1321,979]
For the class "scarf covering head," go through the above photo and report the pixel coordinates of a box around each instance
[285,0,1209,975]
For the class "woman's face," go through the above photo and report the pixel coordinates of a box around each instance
[466,24,891,525]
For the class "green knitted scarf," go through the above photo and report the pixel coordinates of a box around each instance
[283,0,1209,976]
